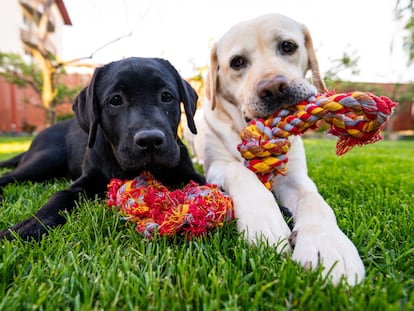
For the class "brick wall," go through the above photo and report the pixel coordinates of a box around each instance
[0,72,91,133]
[0,76,45,133]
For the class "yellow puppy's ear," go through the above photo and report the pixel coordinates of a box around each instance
[303,26,326,92]
[206,43,219,110]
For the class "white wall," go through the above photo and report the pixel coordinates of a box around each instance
[0,0,68,58]
[0,1,25,55]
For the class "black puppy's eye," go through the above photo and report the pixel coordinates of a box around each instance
[161,91,174,102]
[109,95,123,106]
[279,41,298,55]
[230,56,247,70]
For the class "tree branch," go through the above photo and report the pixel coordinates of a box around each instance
[59,5,154,68]
[60,31,133,67]
[0,70,41,96]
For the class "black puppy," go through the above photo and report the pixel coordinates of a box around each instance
[0,57,205,240]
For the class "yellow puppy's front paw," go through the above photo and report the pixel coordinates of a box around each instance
[290,224,365,286]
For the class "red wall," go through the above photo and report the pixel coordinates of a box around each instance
[0,73,91,133]
[0,77,45,133]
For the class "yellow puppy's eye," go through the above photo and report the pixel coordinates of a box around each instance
[230,56,247,70]
[279,41,298,55]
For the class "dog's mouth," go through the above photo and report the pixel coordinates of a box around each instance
[114,134,181,172]
[142,151,180,168]
[243,78,318,122]
[243,87,317,122]
[242,104,280,122]
[117,151,180,173]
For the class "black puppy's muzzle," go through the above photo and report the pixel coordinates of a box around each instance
[134,129,166,152]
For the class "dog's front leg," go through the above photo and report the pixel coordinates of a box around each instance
[274,137,365,285]
[0,189,81,241]
[208,160,292,253]
[0,175,106,241]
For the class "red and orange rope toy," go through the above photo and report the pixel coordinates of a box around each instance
[107,172,234,239]
[238,91,398,189]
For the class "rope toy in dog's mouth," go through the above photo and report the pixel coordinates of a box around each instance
[237,91,398,190]
[107,172,234,239]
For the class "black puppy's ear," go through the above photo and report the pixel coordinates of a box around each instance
[72,88,88,132]
[178,79,198,134]
[72,66,103,148]
[161,59,198,134]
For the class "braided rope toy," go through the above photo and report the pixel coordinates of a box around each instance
[107,172,234,239]
[238,91,397,190]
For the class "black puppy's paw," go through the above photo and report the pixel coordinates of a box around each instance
[0,190,78,242]
[0,217,48,241]
[0,229,16,241]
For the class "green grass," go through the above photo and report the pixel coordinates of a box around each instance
[0,137,413,310]
[0,136,33,157]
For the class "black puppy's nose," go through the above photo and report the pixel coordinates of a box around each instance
[257,75,289,102]
[134,130,166,151]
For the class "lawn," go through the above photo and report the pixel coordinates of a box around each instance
[0,137,413,310]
